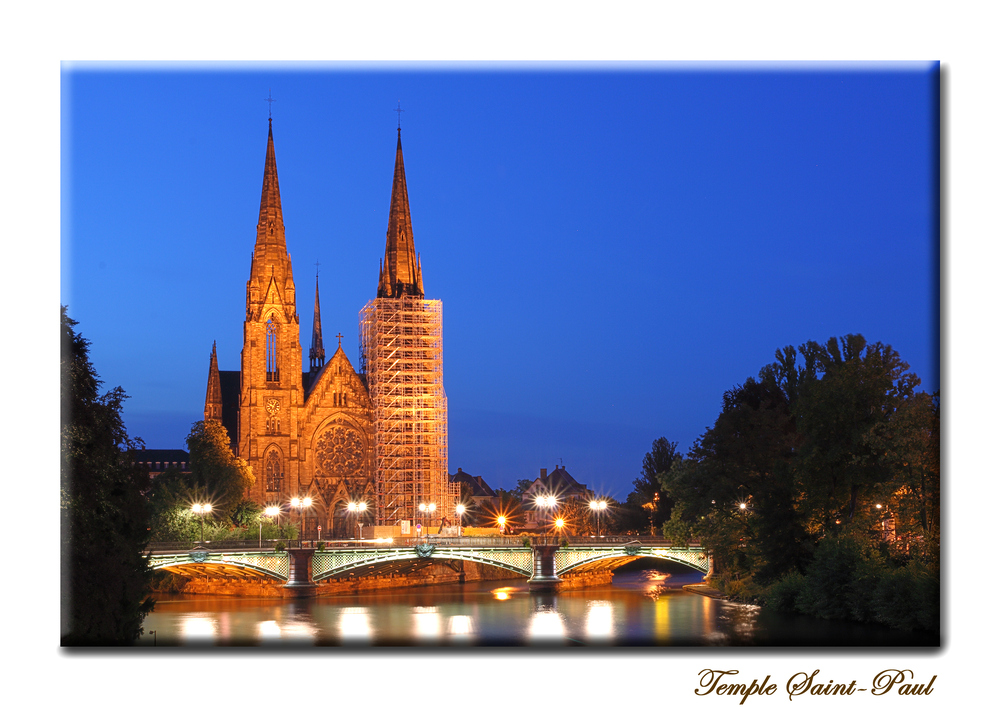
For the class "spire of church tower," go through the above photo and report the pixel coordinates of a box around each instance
[377,128,424,298]
[257,118,285,247]
[309,272,325,371]
[246,119,297,323]
[204,341,223,421]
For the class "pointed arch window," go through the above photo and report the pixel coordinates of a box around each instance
[266,318,279,382]
[265,449,283,492]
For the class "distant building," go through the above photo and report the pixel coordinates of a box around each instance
[449,468,498,510]
[521,465,589,529]
[134,449,190,481]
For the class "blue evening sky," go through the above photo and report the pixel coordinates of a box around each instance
[61,64,938,500]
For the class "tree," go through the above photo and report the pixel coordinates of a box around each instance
[61,308,154,645]
[186,420,255,519]
[661,333,939,608]
[627,437,681,533]
[794,335,921,534]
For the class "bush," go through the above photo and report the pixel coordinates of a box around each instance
[274,541,286,553]
[316,541,326,551]
[871,559,939,632]
[794,533,882,622]
[766,572,806,612]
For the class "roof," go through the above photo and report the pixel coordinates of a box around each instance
[449,470,497,498]
[522,465,588,502]
[219,370,241,448]
[134,449,189,463]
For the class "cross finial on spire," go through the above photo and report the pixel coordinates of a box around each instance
[265,89,277,120]
[315,260,320,279]
[336,332,344,346]
[394,101,404,130]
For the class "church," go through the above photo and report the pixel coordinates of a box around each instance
[203,118,459,539]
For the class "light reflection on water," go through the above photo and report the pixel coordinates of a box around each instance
[139,567,937,647]
[142,569,728,647]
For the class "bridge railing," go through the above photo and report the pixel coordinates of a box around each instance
[146,540,288,554]
[145,535,702,554]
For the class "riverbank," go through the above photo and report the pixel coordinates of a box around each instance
[683,583,726,600]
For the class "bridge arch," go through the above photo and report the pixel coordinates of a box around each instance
[149,552,289,581]
[311,546,534,580]
[555,546,711,576]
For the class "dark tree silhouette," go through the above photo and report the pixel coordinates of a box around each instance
[61,308,154,645]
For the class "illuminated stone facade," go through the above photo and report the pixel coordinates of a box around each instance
[204,120,456,537]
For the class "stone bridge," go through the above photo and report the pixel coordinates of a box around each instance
[148,538,711,595]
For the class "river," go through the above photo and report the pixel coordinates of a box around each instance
[137,565,937,648]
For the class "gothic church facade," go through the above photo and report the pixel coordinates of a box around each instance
[204,119,457,538]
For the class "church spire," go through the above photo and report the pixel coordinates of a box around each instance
[377,128,424,298]
[247,119,296,323]
[204,341,222,421]
[257,119,285,248]
[309,272,325,371]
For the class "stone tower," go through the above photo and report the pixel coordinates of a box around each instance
[238,118,305,505]
[361,128,458,529]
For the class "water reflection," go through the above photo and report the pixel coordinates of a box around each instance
[412,606,442,642]
[141,568,932,647]
[447,614,474,643]
[585,601,614,643]
[180,615,217,644]
[528,608,566,644]
[339,607,372,643]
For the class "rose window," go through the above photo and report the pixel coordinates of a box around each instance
[316,425,365,476]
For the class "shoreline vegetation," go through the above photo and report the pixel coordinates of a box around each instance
[657,335,939,636]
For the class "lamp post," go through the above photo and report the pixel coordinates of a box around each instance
[589,498,608,538]
[192,503,212,545]
[456,504,466,538]
[497,515,506,535]
[418,502,437,538]
[290,496,312,548]
[347,501,368,540]
[535,494,557,541]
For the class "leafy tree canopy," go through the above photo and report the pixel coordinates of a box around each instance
[61,307,154,645]
[186,420,255,518]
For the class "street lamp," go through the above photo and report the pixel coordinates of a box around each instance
[290,496,312,548]
[418,502,437,538]
[554,517,566,535]
[191,503,212,545]
[456,503,466,538]
[589,498,608,537]
[259,505,280,548]
[497,515,507,535]
[347,501,368,540]
[535,494,557,536]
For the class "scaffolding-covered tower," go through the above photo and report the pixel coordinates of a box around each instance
[359,126,459,530]
[360,298,457,527]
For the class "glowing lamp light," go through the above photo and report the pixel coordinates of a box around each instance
[456,504,466,515]
[555,518,565,530]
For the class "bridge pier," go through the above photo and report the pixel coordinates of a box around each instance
[283,548,317,597]
[527,545,562,593]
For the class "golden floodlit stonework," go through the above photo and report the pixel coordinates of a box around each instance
[204,120,457,538]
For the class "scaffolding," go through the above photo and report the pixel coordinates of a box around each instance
[360,297,459,528]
